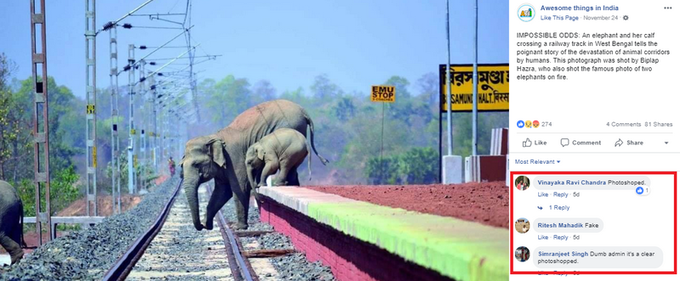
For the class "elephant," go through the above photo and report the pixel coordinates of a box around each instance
[181,99,328,231]
[245,128,312,190]
[0,180,25,265]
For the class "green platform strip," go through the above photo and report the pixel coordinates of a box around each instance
[260,187,509,281]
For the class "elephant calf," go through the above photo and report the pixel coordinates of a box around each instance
[0,180,25,265]
[245,128,312,189]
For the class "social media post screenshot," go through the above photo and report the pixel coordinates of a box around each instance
[509,0,679,279]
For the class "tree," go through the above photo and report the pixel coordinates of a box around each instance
[398,147,438,184]
[333,96,356,121]
[364,147,438,185]
[0,53,20,180]
[1,76,82,183]
[452,112,508,157]
[202,75,253,127]
[280,87,308,107]
[310,74,342,101]
[416,72,439,115]
[384,75,411,99]
[252,80,276,103]
[383,76,416,125]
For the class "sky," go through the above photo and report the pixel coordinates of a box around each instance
[0,0,509,98]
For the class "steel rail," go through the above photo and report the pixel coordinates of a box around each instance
[101,179,182,281]
[207,187,259,281]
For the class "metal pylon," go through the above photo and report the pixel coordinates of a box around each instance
[138,60,146,191]
[127,44,136,194]
[109,25,121,214]
[85,0,98,216]
[29,0,52,245]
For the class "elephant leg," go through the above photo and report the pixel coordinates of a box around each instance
[230,170,251,230]
[273,160,291,186]
[272,171,287,186]
[11,223,23,248]
[0,234,23,265]
[205,179,232,230]
[286,169,300,186]
[285,162,301,186]
[259,162,279,188]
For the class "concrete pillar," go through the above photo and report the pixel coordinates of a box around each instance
[442,155,463,184]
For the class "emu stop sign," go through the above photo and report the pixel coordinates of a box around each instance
[371,85,395,103]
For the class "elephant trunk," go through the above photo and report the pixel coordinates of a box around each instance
[247,166,257,189]
[182,175,203,230]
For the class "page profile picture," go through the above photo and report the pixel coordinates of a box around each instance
[515,218,530,234]
[515,246,531,262]
[515,175,530,190]
[517,4,535,22]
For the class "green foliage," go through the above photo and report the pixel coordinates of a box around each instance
[452,112,508,157]
[399,147,439,183]
[311,74,342,100]
[333,97,356,121]
[50,166,81,212]
[18,166,80,217]
[106,150,129,191]
[0,53,24,181]
[365,147,438,185]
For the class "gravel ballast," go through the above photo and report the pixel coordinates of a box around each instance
[0,177,180,281]
[222,197,335,281]
[2,179,335,281]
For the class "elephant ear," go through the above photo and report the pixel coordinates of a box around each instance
[207,139,226,168]
[256,145,265,161]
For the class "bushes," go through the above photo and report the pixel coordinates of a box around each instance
[365,147,438,185]
[17,166,80,217]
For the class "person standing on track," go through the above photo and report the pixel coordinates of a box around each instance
[168,157,176,177]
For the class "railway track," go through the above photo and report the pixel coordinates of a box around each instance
[102,180,285,281]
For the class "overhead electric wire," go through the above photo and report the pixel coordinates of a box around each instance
[117,26,194,76]
[100,0,158,33]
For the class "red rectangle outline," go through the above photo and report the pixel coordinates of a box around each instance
[510,171,677,275]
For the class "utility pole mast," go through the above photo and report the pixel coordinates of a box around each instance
[150,75,158,173]
[472,0,479,156]
[108,25,121,214]
[30,0,51,245]
[85,0,98,216]
[138,60,146,192]
[127,44,136,194]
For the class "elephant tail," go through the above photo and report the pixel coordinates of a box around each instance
[308,142,313,181]
[303,110,329,166]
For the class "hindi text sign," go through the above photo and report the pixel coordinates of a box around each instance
[439,64,509,112]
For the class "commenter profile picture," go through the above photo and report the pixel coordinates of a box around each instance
[515,247,530,262]
[515,175,530,190]
[518,4,535,22]
[515,218,530,234]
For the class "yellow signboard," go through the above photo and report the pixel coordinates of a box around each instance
[92,146,97,168]
[86,104,95,114]
[371,85,395,103]
[130,129,136,135]
[440,64,509,112]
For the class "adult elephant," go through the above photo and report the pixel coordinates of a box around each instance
[0,180,25,265]
[181,99,328,231]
